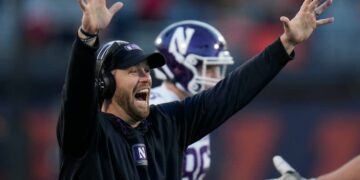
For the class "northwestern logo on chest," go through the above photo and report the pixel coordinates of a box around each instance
[168,27,195,62]
[132,144,148,166]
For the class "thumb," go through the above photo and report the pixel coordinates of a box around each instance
[109,2,124,16]
[273,155,296,175]
[280,16,290,30]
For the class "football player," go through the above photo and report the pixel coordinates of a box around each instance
[150,20,234,180]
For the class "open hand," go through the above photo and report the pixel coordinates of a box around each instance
[280,0,334,53]
[78,0,124,34]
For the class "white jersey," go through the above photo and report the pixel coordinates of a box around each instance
[150,84,211,180]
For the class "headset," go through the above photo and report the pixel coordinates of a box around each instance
[95,40,129,104]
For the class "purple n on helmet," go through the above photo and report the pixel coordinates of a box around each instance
[154,20,234,95]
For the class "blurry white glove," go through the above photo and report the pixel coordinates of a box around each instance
[266,155,316,180]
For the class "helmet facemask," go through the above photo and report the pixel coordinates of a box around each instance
[185,51,234,94]
[154,20,235,95]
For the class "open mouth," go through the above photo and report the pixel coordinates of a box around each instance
[135,89,149,101]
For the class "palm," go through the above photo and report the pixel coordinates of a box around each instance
[281,0,334,46]
[285,11,316,44]
[78,0,123,33]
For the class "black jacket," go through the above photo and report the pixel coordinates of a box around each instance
[57,36,293,180]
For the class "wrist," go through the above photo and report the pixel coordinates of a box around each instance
[78,26,98,46]
[280,33,296,55]
[78,26,98,38]
[80,27,98,38]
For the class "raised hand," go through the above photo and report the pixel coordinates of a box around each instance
[280,0,334,54]
[78,0,123,34]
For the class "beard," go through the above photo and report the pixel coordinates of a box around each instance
[114,88,150,122]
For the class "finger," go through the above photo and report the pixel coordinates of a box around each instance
[317,17,335,25]
[78,0,87,11]
[88,0,97,4]
[273,155,295,175]
[315,0,333,16]
[303,0,312,5]
[309,0,320,11]
[280,16,290,30]
[301,0,313,10]
[109,2,124,16]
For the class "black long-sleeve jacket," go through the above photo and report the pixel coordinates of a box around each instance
[57,36,293,180]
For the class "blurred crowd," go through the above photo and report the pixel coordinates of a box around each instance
[0,0,360,179]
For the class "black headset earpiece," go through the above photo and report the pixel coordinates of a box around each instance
[96,40,130,105]
[100,67,115,99]
[95,41,119,103]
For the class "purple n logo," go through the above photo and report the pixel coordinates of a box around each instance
[132,144,148,166]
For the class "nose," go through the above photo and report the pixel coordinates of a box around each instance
[139,69,152,83]
[207,68,220,79]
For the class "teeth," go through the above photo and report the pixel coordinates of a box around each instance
[138,89,149,93]
[135,89,149,101]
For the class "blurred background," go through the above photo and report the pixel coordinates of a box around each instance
[0,0,359,179]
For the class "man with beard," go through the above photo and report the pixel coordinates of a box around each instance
[57,0,334,179]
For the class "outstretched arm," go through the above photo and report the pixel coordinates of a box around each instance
[280,0,334,54]
[172,0,335,147]
[58,0,123,157]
